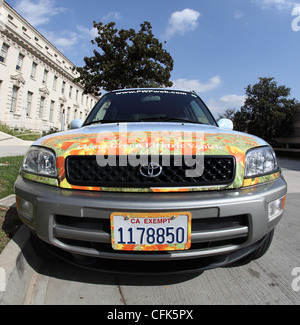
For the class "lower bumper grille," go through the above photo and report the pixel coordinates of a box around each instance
[53,214,249,260]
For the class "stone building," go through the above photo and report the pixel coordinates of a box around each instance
[0,0,98,132]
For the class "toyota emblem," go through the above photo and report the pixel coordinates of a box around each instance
[139,163,163,178]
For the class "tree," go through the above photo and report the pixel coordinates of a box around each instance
[233,77,299,143]
[217,108,237,121]
[74,21,174,96]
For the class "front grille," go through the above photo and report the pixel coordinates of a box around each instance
[66,155,235,188]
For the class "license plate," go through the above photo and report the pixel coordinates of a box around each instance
[111,212,192,251]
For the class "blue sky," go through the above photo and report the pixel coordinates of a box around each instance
[5,0,300,117]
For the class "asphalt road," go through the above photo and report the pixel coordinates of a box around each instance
[19,158,300,305]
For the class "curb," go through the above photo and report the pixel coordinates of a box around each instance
[0,195,17,208]
[0,225,32,305]
[0,196,33,305]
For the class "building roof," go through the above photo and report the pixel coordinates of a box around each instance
[0,0,81,82]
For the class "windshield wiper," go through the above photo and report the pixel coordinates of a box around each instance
[84,117,203,126]
[139,117,203,124]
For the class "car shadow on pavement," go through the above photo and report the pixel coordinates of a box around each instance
[0,205,22,248]
[19,232,202,287]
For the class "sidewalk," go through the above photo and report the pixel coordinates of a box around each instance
[0,131,33,157]
[0,193,32,305]
[0,132,34,303]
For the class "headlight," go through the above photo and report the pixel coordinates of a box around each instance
[22,147,57,177]
[245,146,278,178]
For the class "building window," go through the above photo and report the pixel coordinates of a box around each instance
[59,103,64,123]
[26,91,33,117]
[49,100,55,122]
[30,62,37,79]
[39,96,45,119]
[69,85,73,99]
[42,69,48,84]
[66,106,71,124]
[61,81,66,94]
[0,43,9,63]
[16,53,25,71]
[10,85,19,113]
[53,76,58,90]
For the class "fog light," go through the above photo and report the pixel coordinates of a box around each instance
[268,196,286,221]
[16,197,33,220]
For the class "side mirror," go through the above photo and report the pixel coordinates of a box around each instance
[217,118,233,130]
[70,119,84,130]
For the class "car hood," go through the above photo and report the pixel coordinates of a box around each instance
[36,122,267,153]
[31,122,278,192]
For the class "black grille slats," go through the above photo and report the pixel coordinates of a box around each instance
[66,155,235,188]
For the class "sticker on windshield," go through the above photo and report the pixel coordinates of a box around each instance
[115,89,187,96]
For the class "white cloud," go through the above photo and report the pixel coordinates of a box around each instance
[41,30,78,52]
[219,94,246,106]
[171,76,221,93]
[163,8,201,41]
[101,12,122,22]
[234,10,244,19]
[77,25,98,40]
[15,0,65,26]
[252,0,295,10]
[208,95,246,117]
[54,33,78,50]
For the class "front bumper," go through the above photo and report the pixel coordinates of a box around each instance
[15,176,287,271]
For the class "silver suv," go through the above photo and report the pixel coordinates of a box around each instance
[15,89,287,273]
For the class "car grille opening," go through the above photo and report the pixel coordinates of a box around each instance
[65,155,235,188]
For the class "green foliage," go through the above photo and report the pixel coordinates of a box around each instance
[74,21,174,96]
[231,78,299,143]
[0,156,24,199]
[42,127,59,137]
[0,122,41,141]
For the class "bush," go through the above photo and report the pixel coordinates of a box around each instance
[42,127,59,137]
[0,122,42,141]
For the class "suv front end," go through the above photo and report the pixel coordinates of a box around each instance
[15,89,287,274]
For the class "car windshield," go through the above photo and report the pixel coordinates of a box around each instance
[84,89,217,126]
